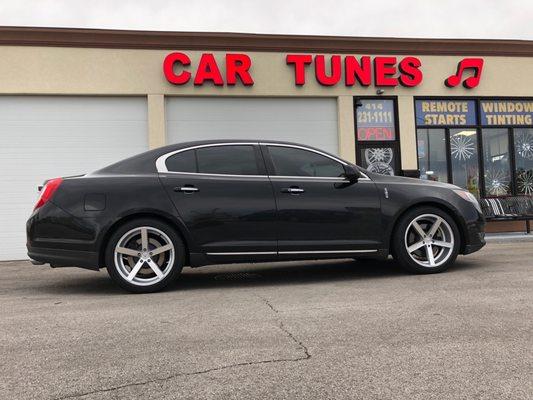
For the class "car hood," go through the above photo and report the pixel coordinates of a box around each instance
[366,172,461,190]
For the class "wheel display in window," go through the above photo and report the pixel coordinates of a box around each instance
[515,130,533,160]
[364,147,393,165]
[367,161,394,176]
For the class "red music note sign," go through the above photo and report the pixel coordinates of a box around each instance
[445,58,484,89]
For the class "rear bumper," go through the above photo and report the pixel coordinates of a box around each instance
[26,201,101,270]
[28,246,100,270]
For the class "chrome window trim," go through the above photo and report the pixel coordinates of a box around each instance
[160,171,269,179]
[155,141,370,181]
[270,176,359,182]
[261,142,348,165]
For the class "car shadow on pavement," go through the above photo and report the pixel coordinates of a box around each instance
[172,257,484,292]
[31,257,481,295]
[174,258,402,292]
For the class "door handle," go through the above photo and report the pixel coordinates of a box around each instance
[174,186,199,193]
[281,187,305,194]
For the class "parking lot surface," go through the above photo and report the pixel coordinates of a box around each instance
[1,240,532,400]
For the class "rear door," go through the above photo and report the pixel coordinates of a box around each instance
[262,144,383,257]
[158,144,278,260]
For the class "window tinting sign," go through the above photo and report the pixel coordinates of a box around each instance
[415,100,476,126]
[480,100,533,126]
[356,99,396,141]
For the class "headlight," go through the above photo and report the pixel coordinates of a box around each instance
[453,189,482,213]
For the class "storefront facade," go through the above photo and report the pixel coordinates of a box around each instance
[1,27,532,259]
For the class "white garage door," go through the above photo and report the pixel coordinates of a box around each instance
[166,98,339,154]
[0,96,148,260]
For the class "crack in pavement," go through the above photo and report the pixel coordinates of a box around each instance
[54,296,310,400]
[256,295,311,360]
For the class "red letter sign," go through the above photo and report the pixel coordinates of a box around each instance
[374,57,398,87]
[194,53,224,86]
[399,57,422,87]
[345,56,371,86]
[286,54,313,85]
[315,55,342,86]
[163,52,191,85]
[226,53,254,86]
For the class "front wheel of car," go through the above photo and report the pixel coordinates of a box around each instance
[392,207,460,274]
[105,218,185,293]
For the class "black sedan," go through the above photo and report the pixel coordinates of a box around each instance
[27,140,486,293]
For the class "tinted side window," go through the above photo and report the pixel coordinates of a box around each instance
[268,146,345,177]
[166,149,197,172]
[196,145,260,175]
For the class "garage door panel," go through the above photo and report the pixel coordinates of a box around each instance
[167,98,337,122]
[0,96,148,260]
[166,98,338,155]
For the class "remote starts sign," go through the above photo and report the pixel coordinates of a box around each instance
[163,52,483,89]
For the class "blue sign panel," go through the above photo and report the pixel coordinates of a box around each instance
[480,100,533,126]
[415,99,476,126]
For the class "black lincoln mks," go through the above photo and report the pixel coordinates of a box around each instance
[27,140,486,292]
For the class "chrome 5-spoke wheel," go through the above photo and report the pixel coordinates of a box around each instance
[404,214,454,268]
[106,219,185,293]
[392,207,460,274]
[114,227,175,286]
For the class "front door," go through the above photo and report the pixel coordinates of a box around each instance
[158,144,277,259]
[262,144,383,257]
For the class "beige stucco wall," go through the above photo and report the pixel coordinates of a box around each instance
[1,45,532,168]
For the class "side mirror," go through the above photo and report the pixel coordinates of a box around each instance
[343,165,361,183]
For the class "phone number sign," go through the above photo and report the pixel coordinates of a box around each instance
[356,99,396,141]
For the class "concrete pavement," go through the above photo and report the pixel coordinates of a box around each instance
[1,241,532,399]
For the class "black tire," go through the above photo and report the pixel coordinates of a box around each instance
[105,218,185,293]
[391,206,460,274]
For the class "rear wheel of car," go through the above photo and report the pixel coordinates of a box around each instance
[105,218,185,293]
[392,206,460,274]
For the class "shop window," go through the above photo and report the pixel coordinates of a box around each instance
[482,129,512,196]
[450,129,480,196]
[354,98,400,175]
[415,98,533,198]
[416,128,448,183]
[514,128,533,195]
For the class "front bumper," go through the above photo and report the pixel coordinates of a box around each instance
[461,216,486,255]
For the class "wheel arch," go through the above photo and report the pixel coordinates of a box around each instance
[97,211,192,267]
[388,201,467,254]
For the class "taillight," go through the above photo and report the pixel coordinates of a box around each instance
[34,178,63,210]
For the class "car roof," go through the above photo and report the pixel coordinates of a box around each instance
[92,139,344,175]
